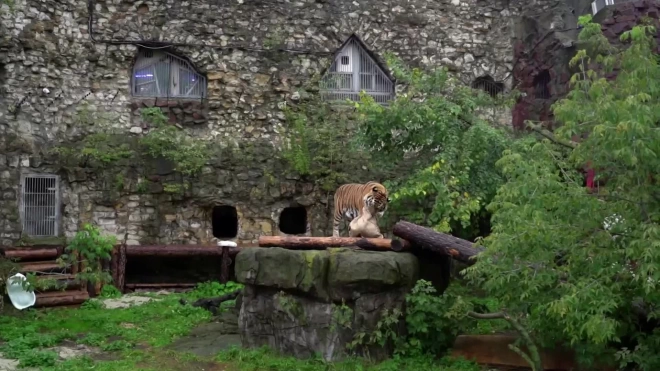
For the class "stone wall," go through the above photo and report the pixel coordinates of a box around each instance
[0,0,574,246]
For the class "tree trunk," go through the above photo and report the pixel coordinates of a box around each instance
[392,221,484,265]
[258,236,409,252]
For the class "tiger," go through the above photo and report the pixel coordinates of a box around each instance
[332,181,390,237]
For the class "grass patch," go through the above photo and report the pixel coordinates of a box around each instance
[216,346,481,371]
[1,280,483,371]
[0,281,243,370]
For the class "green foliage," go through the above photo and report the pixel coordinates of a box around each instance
[139,108,210,176]
[465,18,660,370]
[59,223,115,285]
[281,96,382,192]
[99,284,122,299]
[354,56,516,238]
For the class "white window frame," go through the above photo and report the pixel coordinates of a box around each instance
[19,173,61,237]
[131,49,207,99]
[320,36,395,104]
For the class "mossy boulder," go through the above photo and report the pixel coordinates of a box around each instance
[234,247,419,302]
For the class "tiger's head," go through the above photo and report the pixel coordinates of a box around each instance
[365,183,390,213]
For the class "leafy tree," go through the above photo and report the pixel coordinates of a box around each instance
[353,56,517,239]
[465,16,660,370]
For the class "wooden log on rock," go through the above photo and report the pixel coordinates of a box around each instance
[392,221,485,265]
[1,247,60,261]
[258,236,410,252]
[35,290,90,307]
[125,245,240,257]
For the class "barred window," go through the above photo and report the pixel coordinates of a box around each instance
[20,174,60,237]
[320,36,395,104]
[132,49,207,99]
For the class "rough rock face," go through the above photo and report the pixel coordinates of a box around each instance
[0,0,576,246]
[235,247,419,361]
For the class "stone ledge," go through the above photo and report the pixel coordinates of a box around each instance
[234,247,419,302]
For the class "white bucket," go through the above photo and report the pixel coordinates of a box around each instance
[6,273,36,310]
[217,240,238,248]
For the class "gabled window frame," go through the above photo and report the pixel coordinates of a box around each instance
[320,35,395,104]
[131,49,207,99]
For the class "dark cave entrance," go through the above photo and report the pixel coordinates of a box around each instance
[278,206,308,235]
[212,205,238,239]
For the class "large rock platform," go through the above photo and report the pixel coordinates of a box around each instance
[235,247,419,361]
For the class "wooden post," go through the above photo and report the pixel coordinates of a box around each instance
[220,246,230,284]
[217,241,237,284]
[110,245,119,288]
[117,243,127,293]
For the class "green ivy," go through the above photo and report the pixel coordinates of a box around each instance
[280,95,383,192]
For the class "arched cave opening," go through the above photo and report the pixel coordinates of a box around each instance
[278,206,308,235]
[471,75,504,97]
[533,70,551,99]
[212,205,239,239]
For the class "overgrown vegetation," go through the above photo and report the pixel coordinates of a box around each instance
[51,106,210,195]
[353,55,519,240]
[464,16,660,370]
[281,96,382,193]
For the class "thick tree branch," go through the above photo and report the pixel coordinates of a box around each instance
[526,121,576,150]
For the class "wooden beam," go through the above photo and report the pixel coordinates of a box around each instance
[258,236,409,252]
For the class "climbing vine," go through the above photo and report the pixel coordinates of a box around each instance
[50,105,210,196]
[280,96,383,193]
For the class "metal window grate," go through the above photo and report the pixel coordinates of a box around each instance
[20,174,60,237]
[320,38,394,104]
[591,0,634,15]
[534,70,551,99]
[132,49,207,99]
[471,75,505,98]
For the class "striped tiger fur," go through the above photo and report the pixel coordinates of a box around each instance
[332,181,390,237]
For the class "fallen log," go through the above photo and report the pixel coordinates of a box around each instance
[180,288,242,315]
[20,261,65,273]
[35,290,90,307]
[125,245,240,257]
[36,274,83,292]
[1,247,60,261]
[258,236,409,252]
[392,221,485,265]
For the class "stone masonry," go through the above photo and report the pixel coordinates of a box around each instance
[0,0,582,246]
